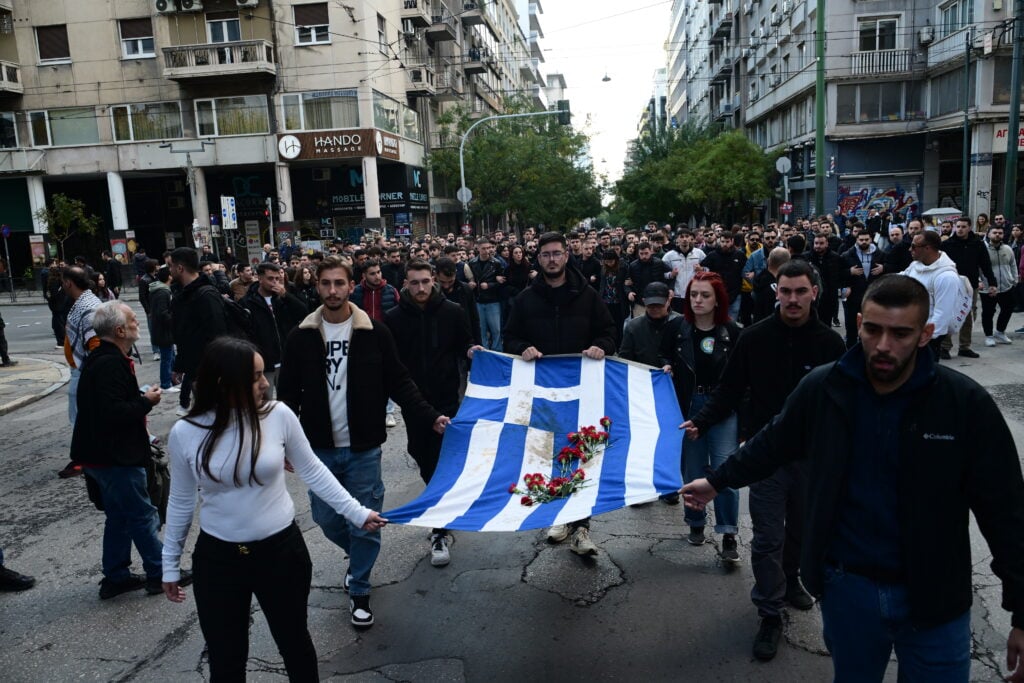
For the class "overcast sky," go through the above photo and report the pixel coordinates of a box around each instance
[540,1,672,186]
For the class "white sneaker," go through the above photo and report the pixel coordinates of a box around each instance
[163,386,180,394]
[175,405,189,417]
[994,331,1013,344]
[385,414,397,428]
[546,524,570,543]
[152,353,160,361]
[985,336,997,347]
[430,532,451,567]
[570,526,598,556]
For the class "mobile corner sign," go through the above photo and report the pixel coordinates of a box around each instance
[993,125,1024,154]
[277,129,401,162]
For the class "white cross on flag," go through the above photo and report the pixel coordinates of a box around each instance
[385,352,684,531]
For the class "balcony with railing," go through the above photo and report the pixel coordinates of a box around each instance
[406,64,436,97]
[435,63,464,101]
[464,46,489,75]
[468,95,487,119]
[474,79,502,111]
[162,40,275,80]
[0,60,22,95]
[401,0,431,28]
[529,3,543,34]
[462,1,484,26]
[851,49,912,76]
[927,27,969,68]
[710,1,733,41]
[430,130,460,149]
[426,11,458,42]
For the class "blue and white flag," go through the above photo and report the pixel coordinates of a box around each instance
[385,351,684,531]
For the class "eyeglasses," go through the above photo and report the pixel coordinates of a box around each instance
[538,251,565,260]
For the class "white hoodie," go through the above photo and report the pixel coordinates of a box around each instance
[902,252,961,336]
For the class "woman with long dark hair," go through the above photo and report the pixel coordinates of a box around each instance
[292,266,320,312]
[662,272,743,560]
[162,337,387,681]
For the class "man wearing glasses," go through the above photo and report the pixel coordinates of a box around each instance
[503,232,617,556]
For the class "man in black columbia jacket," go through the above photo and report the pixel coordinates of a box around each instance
[683,274,1024,682]
[503,232,616,556]
[682,260,846,661]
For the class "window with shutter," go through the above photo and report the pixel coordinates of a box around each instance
[119,18,155,58]
[294,3,330,44]
[37,25,71,62]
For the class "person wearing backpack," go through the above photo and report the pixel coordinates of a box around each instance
[170,247,228,417]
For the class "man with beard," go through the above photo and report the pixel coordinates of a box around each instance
[840,232,885,348]
[278,257,449,629]
[503,232,616,556]
[663,230,707,314]
[385,260,479,567]
[940,217,997,359]
[884,224,913,274]
[805,234,844,327]
[701,232,747,321]
[682,260,846,662]
[625,243,673,318]
[979,225,1019,346]
[683,275,1024,682]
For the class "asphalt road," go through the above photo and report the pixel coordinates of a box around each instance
[2,304,1023,682]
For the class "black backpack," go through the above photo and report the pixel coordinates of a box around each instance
[221,295,256,341]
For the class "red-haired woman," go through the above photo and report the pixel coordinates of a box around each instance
[660,272,743,561]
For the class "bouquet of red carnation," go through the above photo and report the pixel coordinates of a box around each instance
[510,417,611,506]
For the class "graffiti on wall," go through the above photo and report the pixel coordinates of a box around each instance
[837,182,920,222]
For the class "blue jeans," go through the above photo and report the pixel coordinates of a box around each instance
[84,466,163,581]
[68,367,80,425]
[158,345,175,389]
[309,447,383,597]
[727,296,741,322]
[477,302,502,350]
[821,565,971,682]
[682,394,739,534]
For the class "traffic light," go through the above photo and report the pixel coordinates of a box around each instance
[264,197,273,219]
[557,100,571,126]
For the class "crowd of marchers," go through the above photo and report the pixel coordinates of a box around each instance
[2,212,1024,683]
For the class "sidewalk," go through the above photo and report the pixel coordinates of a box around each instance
[0,357,70,416]
[0,288,141,306]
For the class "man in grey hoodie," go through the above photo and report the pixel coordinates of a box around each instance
[980,225,1019,347]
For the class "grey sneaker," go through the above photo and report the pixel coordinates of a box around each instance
[430,532,451,567]
[569,526,598,555]
[547,524,570,543]
[687,526,706,546]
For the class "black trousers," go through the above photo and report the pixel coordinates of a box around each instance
[192,522,318,682]
[980,290,1016,335]
[748,462,804,618]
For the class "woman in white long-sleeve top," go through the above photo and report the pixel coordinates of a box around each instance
[161,337,388,682]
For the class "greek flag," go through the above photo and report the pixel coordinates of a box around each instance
[385,351,684,531]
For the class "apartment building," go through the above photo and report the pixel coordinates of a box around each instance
[0,0,535,270]
[666,0,1022,222]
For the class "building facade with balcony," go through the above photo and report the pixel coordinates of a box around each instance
[0,0,538,271]
[666,0,1022,222]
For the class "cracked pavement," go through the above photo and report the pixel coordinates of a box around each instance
[2,307,1024,681]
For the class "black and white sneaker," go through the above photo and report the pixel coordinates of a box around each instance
[687,526,706,546]
[430,532,451,567]
[343,571,352,593]
[350,595,374,628]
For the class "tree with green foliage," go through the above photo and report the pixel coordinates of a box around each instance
[428,96,602,231]
[34,193,102,261]
[613,124,772,226]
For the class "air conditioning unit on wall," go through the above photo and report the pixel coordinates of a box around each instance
[154,0,177,13]
[178,0,204,12]
[236,0,260,7]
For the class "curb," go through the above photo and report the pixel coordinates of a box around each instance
[0,358,71,417]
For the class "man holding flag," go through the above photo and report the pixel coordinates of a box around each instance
[503,232,617,555]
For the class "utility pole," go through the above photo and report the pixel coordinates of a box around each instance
[814,0,825,215]
[962,27,973,214]
[1003,1,1023,222]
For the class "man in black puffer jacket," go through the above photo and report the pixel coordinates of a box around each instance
[385,259,478,567]
[503,232,616,557]
[240,262,308,397]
